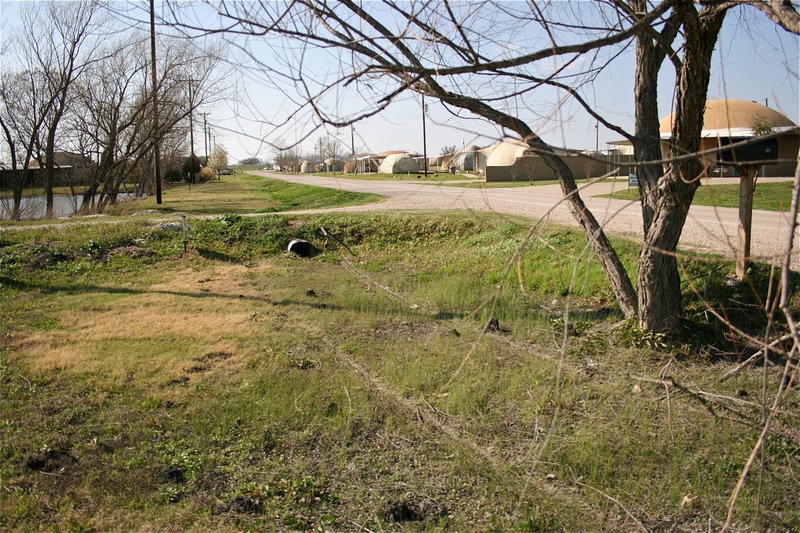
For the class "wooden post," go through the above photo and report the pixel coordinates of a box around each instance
[181,214,189,254]
[735,165,757,279]
[149,0,162,205]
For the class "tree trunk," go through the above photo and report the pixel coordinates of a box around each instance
[633,2,677,234]
[636,3,726,332]
[637,174,698,331]
[11,172,25,221]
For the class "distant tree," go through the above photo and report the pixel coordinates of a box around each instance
[67,34,219,210]
[20,1,102,218]
[273,136,299,171]
[207,144,228,175]
[199,165,216,181]
[748,113,774,137]
[239,156,262,166]
[0,70,52,220]
[182,154,201,181]
[440,145,458,170]
[440,145,458,157]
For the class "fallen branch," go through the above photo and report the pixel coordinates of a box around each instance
[719,334,793,382]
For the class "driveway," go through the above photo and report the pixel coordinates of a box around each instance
[253,171,800,272]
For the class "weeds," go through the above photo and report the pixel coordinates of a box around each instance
[1,211,797,531]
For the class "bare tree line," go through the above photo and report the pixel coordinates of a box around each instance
[0,1,227,220]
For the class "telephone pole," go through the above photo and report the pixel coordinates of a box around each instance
[202,112,209,161]
[188,81,195,184]
[149,0,162,204]
[421,94,428,175]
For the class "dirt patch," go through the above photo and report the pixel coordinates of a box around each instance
[11,263,279,374]
[27,250,74,271]
[215,496,264,515]
[149,263,273,296]
[194,351,232,363]
[382,497,447,522]
[106,245,154,259]
[26,448,78,472]
[156,465,186,484]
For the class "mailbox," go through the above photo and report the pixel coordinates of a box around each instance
[717,137,778,165]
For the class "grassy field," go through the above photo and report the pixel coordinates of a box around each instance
[600,181,795,211]
[1,178,798,531]
[108,172,383,216]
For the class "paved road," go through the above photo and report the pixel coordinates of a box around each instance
[253,171,800,271]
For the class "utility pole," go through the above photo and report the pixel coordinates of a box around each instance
[351,124,355,157]
[202,112,208,161]
[188,81,195,185]
[421,94,428,175]
[595,121,599,152]
[149,0,162,204]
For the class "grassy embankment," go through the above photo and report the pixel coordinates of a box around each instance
[1,173,798,531]
[108,172,384,216]
[601,180,795,211]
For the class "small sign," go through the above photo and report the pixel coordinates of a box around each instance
[628,173,639,188]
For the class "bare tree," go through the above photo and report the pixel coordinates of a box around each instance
[166,1,798,334]
[0,70,54,220]
[65,32,223,212]
[440,145,458,171]
[16,1,103,218]
[273,136,299,171]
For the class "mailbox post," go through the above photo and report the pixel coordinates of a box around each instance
[717,137,778,279]
[734,165,758,278]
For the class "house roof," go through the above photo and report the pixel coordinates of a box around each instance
[659,99,797,139]
[485,139,529,167]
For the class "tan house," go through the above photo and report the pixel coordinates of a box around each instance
[484,139,606,182]
[659,99,798,177]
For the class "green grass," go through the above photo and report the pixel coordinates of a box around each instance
[104,172,382,216]
[600,181,795,211]
[2,209,798,532]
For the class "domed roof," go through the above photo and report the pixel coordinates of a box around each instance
[485,139,529,167]
[660,99,797,137]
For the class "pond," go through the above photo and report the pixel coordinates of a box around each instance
[0,193,140,220]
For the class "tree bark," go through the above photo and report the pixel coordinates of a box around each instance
[636,2,726,332]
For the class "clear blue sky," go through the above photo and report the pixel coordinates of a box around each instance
[169,1,800,163]
[1,1,797,164]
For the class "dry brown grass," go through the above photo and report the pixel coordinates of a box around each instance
[12,262,279,378]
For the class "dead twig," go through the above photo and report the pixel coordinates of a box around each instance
[719,334,793,382]
[573,480,650,533]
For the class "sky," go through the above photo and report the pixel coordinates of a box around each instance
[1,1,798,164]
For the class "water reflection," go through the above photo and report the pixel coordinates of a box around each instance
[0,193,139,220]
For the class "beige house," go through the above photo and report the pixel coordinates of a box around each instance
[659,99,798,177]
[484,139,606,182]
[378,153,419,174]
